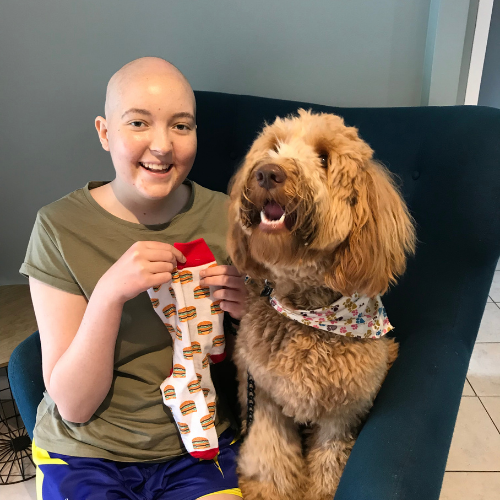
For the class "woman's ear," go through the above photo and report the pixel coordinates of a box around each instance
[95,116,110,151]
[325,160,416,297]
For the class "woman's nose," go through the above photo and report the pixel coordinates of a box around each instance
[150,128,173,156]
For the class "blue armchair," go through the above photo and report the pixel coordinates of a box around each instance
[10,92,500,499]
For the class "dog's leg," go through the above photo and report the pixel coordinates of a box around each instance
[303,419,356,500]
[303,337,398,500]
[238,391,307,500]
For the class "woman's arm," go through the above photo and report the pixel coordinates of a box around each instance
[30,240,186,424]
[30,277,125,423]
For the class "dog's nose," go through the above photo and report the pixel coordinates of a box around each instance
[255,164,287,190]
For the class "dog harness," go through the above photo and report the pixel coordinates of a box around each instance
[147,239,226,460]
[269,290,393,338]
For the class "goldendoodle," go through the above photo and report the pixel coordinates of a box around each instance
[226,109,416,500]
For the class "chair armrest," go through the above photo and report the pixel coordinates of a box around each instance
[334,329,471,500]
[8,331,45,440]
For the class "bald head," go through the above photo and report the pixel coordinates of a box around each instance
[104,57,195,120]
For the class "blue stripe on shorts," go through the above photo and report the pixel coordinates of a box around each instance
[34,429,241,500]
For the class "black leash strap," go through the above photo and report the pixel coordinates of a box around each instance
[246,371,256,430]
[245,279,273,432]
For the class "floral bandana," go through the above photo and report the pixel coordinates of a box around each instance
[269,292,393,339]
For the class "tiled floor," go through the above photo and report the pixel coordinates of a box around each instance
[2,265,500,499]
[441,265,500,500]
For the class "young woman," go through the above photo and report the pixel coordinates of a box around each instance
[21,57,247,500]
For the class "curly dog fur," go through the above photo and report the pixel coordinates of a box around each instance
[226,109,416,500]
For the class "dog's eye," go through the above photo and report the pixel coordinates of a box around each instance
[319,154,328,167]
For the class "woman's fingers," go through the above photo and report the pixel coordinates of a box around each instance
[219,300,240,316]
[200,265,243,278]
[212,288,245,302]
[144,247,186,265]
[143,241,186,263]
[199,275,244,289]
[147,260,177,275]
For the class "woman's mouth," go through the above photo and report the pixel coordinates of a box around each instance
[139,162,173,175]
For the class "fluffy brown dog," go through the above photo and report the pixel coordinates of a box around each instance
[226,109,416,500]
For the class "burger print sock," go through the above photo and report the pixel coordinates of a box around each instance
[147,238,226,460]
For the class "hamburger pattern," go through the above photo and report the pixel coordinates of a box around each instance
[178,422,190,434]
[147,238,226,460]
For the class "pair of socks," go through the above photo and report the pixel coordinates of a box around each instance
[147,238,226,460]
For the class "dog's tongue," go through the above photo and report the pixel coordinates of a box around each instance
[264,201,285,221]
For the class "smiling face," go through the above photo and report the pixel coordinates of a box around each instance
[227,109,416,296]
[95,59,197,202]
[229,110,368,264]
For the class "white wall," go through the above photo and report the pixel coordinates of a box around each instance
[1,0,475,284]
[421,0,480,106]
[466,0,495,105]
[477,0,500,107]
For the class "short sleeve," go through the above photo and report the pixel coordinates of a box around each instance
[19,211,83,295]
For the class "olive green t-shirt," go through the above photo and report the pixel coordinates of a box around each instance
[19,179,235,462]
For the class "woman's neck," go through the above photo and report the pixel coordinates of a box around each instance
[90,181,191,225]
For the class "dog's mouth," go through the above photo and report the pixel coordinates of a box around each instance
[259,200,296,233]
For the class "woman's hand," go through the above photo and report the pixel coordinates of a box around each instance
[98,241,186,304]
[199,265,248,321]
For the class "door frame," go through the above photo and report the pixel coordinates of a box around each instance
[464,0,495,104]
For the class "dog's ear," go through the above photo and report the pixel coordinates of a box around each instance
[325,160,416,297]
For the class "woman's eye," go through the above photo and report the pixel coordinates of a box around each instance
[130,121,145,128]
[319,154,328,167]
[175,124,190,131]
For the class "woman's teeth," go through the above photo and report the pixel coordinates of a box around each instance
[140,162,172,172]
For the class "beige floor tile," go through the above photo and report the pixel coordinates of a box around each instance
[476,304,500,342]
[0,285,38,368]
[468,344,500,396]
[480,397,500,431]
[446,397,500,471]
[487,296,493,303]
[463,379,475,396]
[490,271,500,302]
[0,477,36,499]
[440,472,500,500]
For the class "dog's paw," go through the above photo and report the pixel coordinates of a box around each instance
[239,476,304,500]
